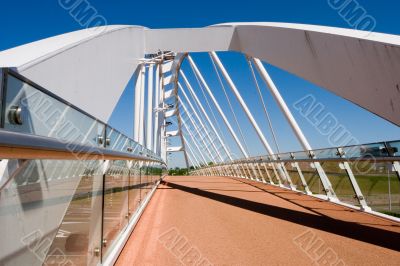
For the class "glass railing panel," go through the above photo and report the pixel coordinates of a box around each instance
[342,142,387,159]
[254,163,266,182]
[230,164,237,177]
[278,163,292,189]
[235,164,242,178]
[128,162,142,216]
[258,164,272,183]
[133,142,141,155]
[278,153,292,160]
[236,165,242,177]
[297,162,324,195]
[265,163,281,184]
[44,160,104,266]
[137,146,145,157]
[4,74,104,147]
[126,139,140,157]
[253,163,262,180]
[149,164,154,187]
[237,164,244,177]
[102,160,130,258]
[141,164,154,199]
[156,164,162,183]
[2,70,162,163]
[386,141,400,156]
[320,161,359,206]
[246,164,255,179]
[140,165,148,199]
[312,147,338,159]
[348,160,400,215]
[233,166,238,177]
[291,151,309,160]
[105,128,120,150]
[284,162,305,192]
[260,155,271,162]
[108,131,129,152]
[0,159,93,266]
[119,135,130,153]
[244,163,253,179]
[2,71,159,158]
[238,163,249,178]
[0,69,165,265]
[149,164,162,187]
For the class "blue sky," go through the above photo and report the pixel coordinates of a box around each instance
[1,0,400,167]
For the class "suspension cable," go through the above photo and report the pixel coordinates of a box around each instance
[180,100,218,163]
[246,57,281,154]
[181,75,233,161]
[183,69,231,159]
[181,81,208,138]
[188,60,227,150]
[209,54,250,155]
[179,85,225,163]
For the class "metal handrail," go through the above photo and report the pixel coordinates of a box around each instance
[0,130,165,164]
[195,157,400,170]
[1,68,165,163]
[189,139,400,171]
[237,140,400,162]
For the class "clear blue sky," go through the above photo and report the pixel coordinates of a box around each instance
[1,0,400,167]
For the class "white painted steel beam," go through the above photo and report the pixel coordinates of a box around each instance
[210,52,275,156]
[164,74,173,85]
[3,24,400,125]
[180,98,221,163]
[178,84,225,162]
[153,64,161,153]
[165,108,177,118]
[134,65,144,142]
[182,123,209,165]
[138,66,146,146]
[167,146,183,152]
[252,58,312,151]
[180,70,233,161]
[164,89,176,100]
[166,130,180,137]
[146,64,154,150]
[184,136,202,168]
[251,57,336,197]
[162,61,174,74]
[187,55,248,158]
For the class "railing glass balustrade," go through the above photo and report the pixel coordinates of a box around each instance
[0,69,167,265]
[192,141,400,218]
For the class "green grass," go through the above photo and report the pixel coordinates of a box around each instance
[381,211,400,218]
[287,166,400,215]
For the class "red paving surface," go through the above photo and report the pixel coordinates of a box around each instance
[116,175,400,266]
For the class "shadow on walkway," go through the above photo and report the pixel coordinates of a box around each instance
[161,180,400,252]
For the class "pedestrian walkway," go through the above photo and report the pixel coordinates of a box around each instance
[116,175,400,265]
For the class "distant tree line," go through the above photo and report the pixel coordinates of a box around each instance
[168,162,213,176]
[168,167,189,176]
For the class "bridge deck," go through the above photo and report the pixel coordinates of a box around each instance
[116,175,400,265]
